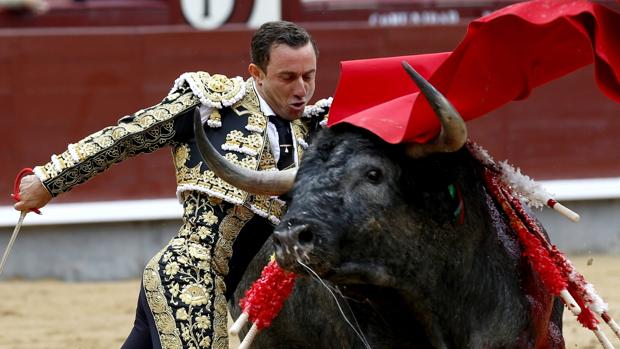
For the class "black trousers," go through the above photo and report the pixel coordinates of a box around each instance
[120,283,162,349]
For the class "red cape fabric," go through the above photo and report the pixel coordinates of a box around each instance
[327,0,620,144]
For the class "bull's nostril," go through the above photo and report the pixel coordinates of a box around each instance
[298,228,313,245]
[274,223,314,250]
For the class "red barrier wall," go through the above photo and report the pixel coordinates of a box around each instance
[1,24,618,205]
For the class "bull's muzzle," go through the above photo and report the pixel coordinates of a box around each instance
[273,223,313,267]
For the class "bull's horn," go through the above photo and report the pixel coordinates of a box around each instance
[193,108,297,196]
[401,61,467,158]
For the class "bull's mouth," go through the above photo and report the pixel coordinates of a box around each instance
[276,253,330,276]
[274,234,399,289]
[274,222,398,289]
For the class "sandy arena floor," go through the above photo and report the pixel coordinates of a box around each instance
[0,255,618,349]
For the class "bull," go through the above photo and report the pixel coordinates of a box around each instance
[194,62,565,348]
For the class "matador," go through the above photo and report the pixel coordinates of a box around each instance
[14,21,330,349]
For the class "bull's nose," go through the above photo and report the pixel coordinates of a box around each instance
[273,223,314,261]
[274,223,312,248]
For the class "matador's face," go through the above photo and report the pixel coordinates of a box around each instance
[251,42,316,121]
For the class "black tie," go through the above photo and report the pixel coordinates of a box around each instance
[268,115,294,170]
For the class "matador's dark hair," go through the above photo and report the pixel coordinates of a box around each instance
[251,21,318,73]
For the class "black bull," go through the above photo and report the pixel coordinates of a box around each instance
[229,125,565,349]
[193,63,565,348]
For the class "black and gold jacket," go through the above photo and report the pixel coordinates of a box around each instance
[33,72,331,223]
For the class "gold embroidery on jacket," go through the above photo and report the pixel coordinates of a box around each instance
[292,119,308,160]
[213,205,253,276]
[269,199,287,220]
[204,74,244,107]
[241,79,260,109]
[223,130,244,151]
[174,72,245,109]
[211,205,253,347]
[146,192,241,349]
[212,277,229,349]
[174,79,271,208]
[207,109,222,128]
[224,153,258,169]
[246,113,267,133]
[174,149,247,204]
[222,130,263,156]
[144,250,183,349]
[258,147,277,171]
[35,91,199,196]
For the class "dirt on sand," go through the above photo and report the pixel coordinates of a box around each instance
[0,255,618,349]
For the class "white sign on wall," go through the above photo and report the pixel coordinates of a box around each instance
[181,0,282,30]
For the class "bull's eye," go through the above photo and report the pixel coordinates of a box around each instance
[366,169,382,183]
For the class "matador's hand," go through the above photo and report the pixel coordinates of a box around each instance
[13,174,52,212]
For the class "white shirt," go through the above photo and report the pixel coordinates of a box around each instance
[252,80,299,167]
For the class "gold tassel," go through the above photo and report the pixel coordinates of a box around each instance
[209,109,221,124]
